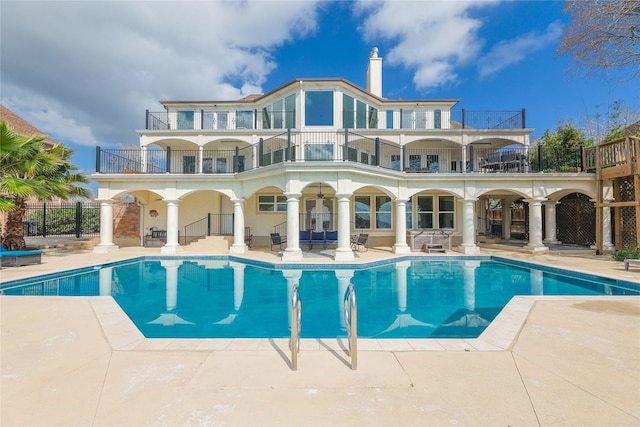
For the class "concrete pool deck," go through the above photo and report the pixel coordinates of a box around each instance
[1,245,639,426]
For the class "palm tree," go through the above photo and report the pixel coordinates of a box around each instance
[0,120,90,250]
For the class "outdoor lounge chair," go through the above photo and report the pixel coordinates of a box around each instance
[309,231,325,249]
[270,233,286,251]
[351,233,368,252]
[299,230,311,247]
[624,259,640,271]
[0,246,43,267]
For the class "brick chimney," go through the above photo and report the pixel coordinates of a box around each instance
[366,47,382,97]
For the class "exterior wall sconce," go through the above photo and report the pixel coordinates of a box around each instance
[149,209,158,217]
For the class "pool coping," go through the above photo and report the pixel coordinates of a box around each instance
[89,294,639,353]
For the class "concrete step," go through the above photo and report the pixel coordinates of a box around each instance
[184,235,229,253]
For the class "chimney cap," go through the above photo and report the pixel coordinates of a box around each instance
[370,47,379,58]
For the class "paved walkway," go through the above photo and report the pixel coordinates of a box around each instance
[1,245,639,426]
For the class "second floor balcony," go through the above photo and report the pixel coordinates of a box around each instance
[97,130,584,176]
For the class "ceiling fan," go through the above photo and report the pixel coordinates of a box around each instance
[317,183,325,199]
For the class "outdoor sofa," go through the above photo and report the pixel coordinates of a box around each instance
[0,246,43,267]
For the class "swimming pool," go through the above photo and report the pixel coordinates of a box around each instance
[1,256,638,339]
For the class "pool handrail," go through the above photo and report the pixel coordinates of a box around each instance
[290,284,301,371]
[343,283,357,370]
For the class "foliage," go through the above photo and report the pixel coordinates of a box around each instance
[0,120,91,249]
[580,100,640,144]
[557,0,640,80]
[612,247,640,262]
[531,122,592,170]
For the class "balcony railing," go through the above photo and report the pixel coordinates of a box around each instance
[584,136,639,179]
[145,108,525,131]
[96,131,586,175]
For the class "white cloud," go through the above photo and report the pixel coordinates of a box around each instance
[477,22,563,78]
[1,1,320,147]
[355,0,500,89]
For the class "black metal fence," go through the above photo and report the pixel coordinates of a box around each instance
[24,202,100,238]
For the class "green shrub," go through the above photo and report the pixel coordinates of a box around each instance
[612,247,640,261]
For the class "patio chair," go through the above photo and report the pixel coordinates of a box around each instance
[270,233,286,251]
[351,233,369,252]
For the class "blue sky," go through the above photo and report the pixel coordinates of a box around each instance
[2,0,638,187]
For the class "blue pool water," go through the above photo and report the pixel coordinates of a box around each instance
[1,257,638,339]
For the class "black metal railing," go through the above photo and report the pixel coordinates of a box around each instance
[97,134,587,175]
[24,201,100,238]
[146,109,296,131]
[182,213,234,245]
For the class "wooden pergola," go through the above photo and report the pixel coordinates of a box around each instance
[585,136,640,252]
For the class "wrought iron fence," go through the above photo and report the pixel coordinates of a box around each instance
[24,201,100,238]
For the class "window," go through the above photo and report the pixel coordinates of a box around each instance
[354,196,371,229]
[347,147,358,162]
[369,107,378,128]
[217,112,229,129]
[401,110,413,129]
[182,155,195,174]
[376,195,392,229]
[386,110,394,129]
[177,111,194,129]
[216,158,227,173]
[233,155,245,172]
[304,143,333,160]
[415,111,427,129]
[409,154,421,171]
[284,94,295,128]
[236,110,253,129]
[406,200,413,229]
[305,91,334,126]
[438,196,455,228]
[356,100,367,128]
[203,158,213,173]
[391,154,401,171]
[417,196,433,229]
[258,195,287,212]
[272,99,284,129]
[434,110,441,129]
[343,94,354,128]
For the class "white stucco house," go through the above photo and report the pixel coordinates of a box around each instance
[92,48,600,260]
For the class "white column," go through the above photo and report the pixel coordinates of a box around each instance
[602,202,614,251]
[335,194,354,261]
[141,146,148,173]
[461,146,467,173]
[543,201,560,244]
[393,198,410,254]
[161,200,183,254]
[94,200,119,253]
[282,193,303,261]
[502,200,512,239]
[524,199,549,252]
[230,198,247,254]
[457,198,480,254]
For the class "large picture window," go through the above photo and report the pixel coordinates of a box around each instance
[354,196,371,229]
[305,91,333,126]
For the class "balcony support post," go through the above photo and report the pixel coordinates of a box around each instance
[259,138,264,167]
[521,108,526,129]
[462,108,466,129]
[287,129,292,161]
[469,145,474,172]
[96,146,101,173]
[375,138,380,166]
[145,109,149,130]
[538,144,543,172]
[201,109,205,130]
[166,147,172,173]
[401,145,406,171]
